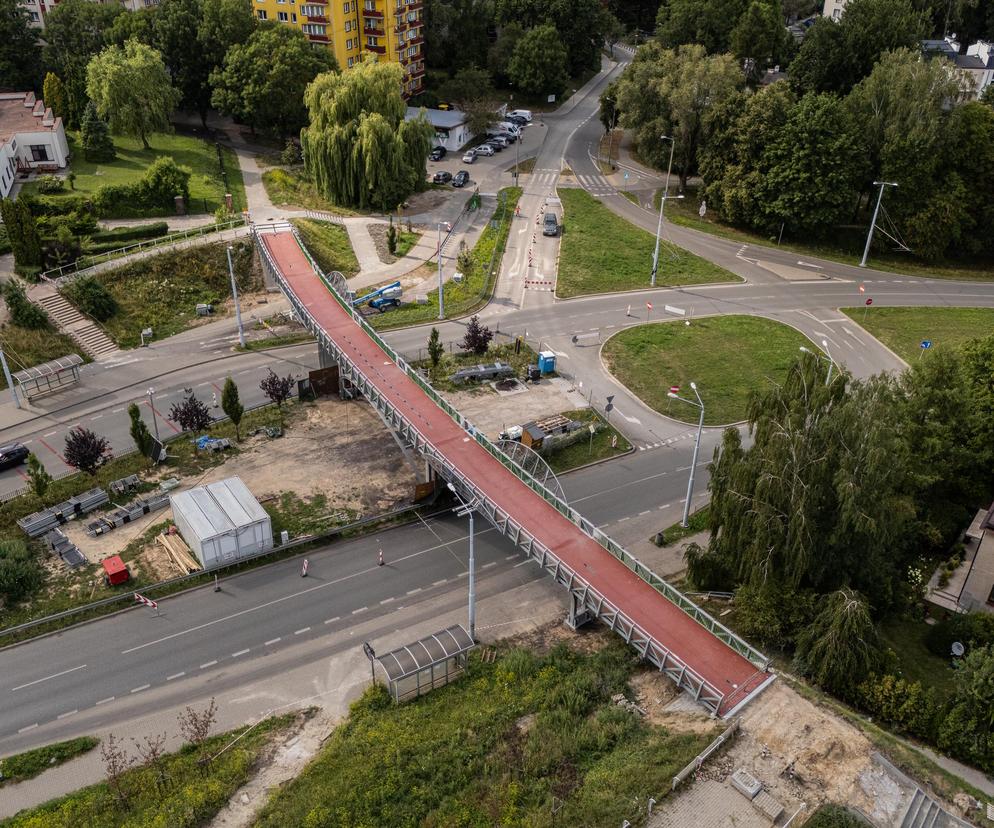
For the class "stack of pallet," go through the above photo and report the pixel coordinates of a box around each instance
[156,532,202,574]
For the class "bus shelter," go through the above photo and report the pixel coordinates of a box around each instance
[12,354,84,398]
[375,625,475,703]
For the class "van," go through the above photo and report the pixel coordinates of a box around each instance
[543,212,559,237]
[498,122,521,136]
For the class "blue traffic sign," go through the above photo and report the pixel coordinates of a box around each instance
[921,340,932,349]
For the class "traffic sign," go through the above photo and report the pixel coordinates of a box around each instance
[858,284,865,293]
[363,641,376,661]
[921,340,932,349]
[134,592,158,611]
[865,298,873,306]
[646,302,653,310]
[669,385,680,394]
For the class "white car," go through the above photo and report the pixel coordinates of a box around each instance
[508,109,532,123]
[474,144,495,156]
[462,151,477,164]
[497,122,521,136]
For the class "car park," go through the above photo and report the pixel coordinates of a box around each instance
[429,146,447,161]
[462,151,477,164]
[433,170,453,183]
[543,212,559,237]
[474,144,495,156]
[452,170,470,187]
[0,443,29,471]
[508,109,533,122]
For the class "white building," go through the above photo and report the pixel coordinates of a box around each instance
[406,107,474,153]
[169,477,274,569]
[0,92,70,199]
[822,0,845,20]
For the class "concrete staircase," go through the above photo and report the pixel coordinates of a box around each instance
[900,788,971,828]
[33,285,119,359]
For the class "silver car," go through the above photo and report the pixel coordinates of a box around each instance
[462,151,477,164]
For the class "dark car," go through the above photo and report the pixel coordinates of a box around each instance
[452,170,470,188]
[433,170,453,184]
[507,115,527,126]
[0,443,29,471]
[429,146,447,161]
[484,139,505,152]
[543,211,559,237]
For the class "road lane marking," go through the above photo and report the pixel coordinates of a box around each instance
[11,664,87,692]
[482,562,497,569]
[432,579,447,586]
[294,627,311,635]
[264,637,281,645]
[44,431,57,437]
[231,649,250,658]
[18,723,38,733]
[351,607,368,615]
[505,555,517,560]
[166,672,185,681]
[380,597,395,604]
[406,588,422,595]
[323,617,340,625]
[57,709,78,720]
[513,560,531,568]
[130,684,150,694]
[199,660,217,669]
[95,696,115,706]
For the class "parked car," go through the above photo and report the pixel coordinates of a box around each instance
[508,109,533,122]
[369,296,401,312]
[506,115,528,127]
[429,146,447,161]
[498,122,521,136]
[452,170,470,187]
[462,151,477,164]
[488,135,509,148]
[543,212,559,237]
[0,443,29,471]
[433,170,453,183]
[483,140,504,152]
[474,144,496,156]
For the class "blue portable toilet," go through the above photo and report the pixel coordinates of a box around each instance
[538,350,557,374]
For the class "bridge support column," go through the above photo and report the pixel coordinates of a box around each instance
[565,593,593,630]
[318,342,337,370]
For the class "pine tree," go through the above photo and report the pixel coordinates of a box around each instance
[128,402,153,458]
[221,377,244,440]
[42,72,68,119]
[79,100,116,162]
[26,453,52,498]
[427,327,444,371]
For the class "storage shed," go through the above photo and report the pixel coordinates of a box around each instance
[169,477,273,568]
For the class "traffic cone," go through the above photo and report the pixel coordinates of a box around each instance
[378,549,384,567]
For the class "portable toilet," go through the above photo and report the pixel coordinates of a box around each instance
[538,351,557,374]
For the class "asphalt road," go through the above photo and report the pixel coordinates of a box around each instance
[0,440,708,755]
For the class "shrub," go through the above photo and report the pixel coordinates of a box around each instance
[91,157,192,216]
[0,538,44,603]
[23,193,93,217]
[13,265,43,283]
[36,176,65,194]
[1,280,49,329]
[856,673,940,741]
[62,277,118,322]
[925,612,994,658]
[0,225,10,256]
[91,221,169,243]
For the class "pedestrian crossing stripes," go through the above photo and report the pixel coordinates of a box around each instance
[634,430,698,452]
[576,173,613,196]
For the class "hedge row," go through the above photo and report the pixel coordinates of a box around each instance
[90,222,169,244]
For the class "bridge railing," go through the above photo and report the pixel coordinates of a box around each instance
[258,226,769,676]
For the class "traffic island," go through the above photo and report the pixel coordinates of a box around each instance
[602,315,814,425]
[840,306,994,362]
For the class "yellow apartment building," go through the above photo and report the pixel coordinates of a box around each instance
[252,0,425,96]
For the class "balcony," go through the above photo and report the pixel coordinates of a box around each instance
[407,0,422,9]
[362,6,383,17]
[305,14,328,21]
[407,35,422,46]
[364,23,385,35]
[365,43,386,53]
[307,33,329,41]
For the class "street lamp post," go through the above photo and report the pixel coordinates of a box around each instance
[651,136,676,287]
[226,245,246,348]
[437,222,450,321]
[0,346,21,410]
[799,339,835,385]
[447,482,478,640]
[859,181,897,268]
[146,387,160,441]
[667,382,705,528]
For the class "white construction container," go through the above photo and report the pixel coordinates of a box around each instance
[169,476,273,568]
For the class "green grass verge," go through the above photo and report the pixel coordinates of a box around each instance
[264,492,359,538]
[878,618,957,698]
[261,168,359,215]
[556,188,739,298]
[254,640,715,827]
[0,322,86,391]
[804,804,872,827]
[840,306,994,363]
[545,408,632,473]
[20,132,246,216]
[414,340,538,392]
[1,715,296,827]
[602,315,813,425]
[289,218,359,277]
[238,331,315,351]
[0,737,99,787]
[367,187,522,330]
[655,505,711,547]
[393,228,419,258]
[661,185,994,282]
[90,239,260,348]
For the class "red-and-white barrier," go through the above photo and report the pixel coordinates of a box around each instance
[134,592,158,610]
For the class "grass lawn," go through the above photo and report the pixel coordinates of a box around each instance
[3,715,296,827]
[804,804,872,828]
[261,167,359,215]
[0,322,86,390]
[878,618,957,698]
[290,218,359,277]
[367,187,522,330]
[393,228,419,258]
[556,188,739,298]
[90,239,260,348]
[0,737,99,787]
[661,185,994,282]
[840,306,994,362]
[20,132,246,216]
[255,640,715,827]
[415,339,537,392]
[602,315,813,425]
[656,505,711,547]
[544,408,632,473]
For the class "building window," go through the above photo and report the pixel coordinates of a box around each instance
[291,12,296,20]
[29,145,50,162]
[27,10,39,20]
[348,57,354,67]
[302,23,326,33]
[278,11,288,19]
[257,9,267,17]
[343,1,350,10]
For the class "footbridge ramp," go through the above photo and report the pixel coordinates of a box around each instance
[253,223,773,717]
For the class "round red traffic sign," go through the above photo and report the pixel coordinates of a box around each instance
[865,298,873,306]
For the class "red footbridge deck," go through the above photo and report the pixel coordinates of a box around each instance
[255,226,773,717]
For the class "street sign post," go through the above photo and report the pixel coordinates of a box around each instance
[363,641,376,685]
[863,297,872,321]
[920,340,932,359]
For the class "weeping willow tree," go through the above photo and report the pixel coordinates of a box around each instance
[301,58,435,211]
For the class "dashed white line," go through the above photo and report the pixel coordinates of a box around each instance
[482,561,497,569]
[505,555,517,561]
[95,696,115,706]
[199,660,217,669]
[351,607,368,615]
[265,637,281,645]
[18,723,38,733]
[618,516,631,522]
[406,587,422,595]
[323,617,340,625]
[130,684,150,694]
[231,649,250,658]
[11,663,87,692]
[432,579,447,586]
[43,431,57,437]
[380,597,395,604]
[166,672,185,681]
[90,414,103,420]
[57,709,78,720]
[294,627,311,635]
[639,509,651,516]
[513,560,531,568]
[457,571,468,578]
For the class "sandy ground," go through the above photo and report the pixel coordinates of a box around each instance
[61,399,417,574]
[443,376,589,438]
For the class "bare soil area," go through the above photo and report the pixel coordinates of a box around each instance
[443,377,589,438]
[367,222,424,264]
[398,189,449,216]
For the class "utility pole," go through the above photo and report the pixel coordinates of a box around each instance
[226,246,246,348]
[448,483,478,640]
[668,382,705,528]
[859,181,897,268]
[651,136,676,287]
[0,346,21,409]
[437,222,449,320]
[146,387,160,441]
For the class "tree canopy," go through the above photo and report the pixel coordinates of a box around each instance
[508,24,569,98]
[301,58,434,211]
[0,0,41,92]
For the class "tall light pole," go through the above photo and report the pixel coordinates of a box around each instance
[437,221,450,320]
[447,482,478,640]
[799,340,835,385]
[859,181,897,268]
[226,246,246,348]
[0,346,21,409]
[667,382,704,528]
[651,136,676,287]
[146,387,160,441]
